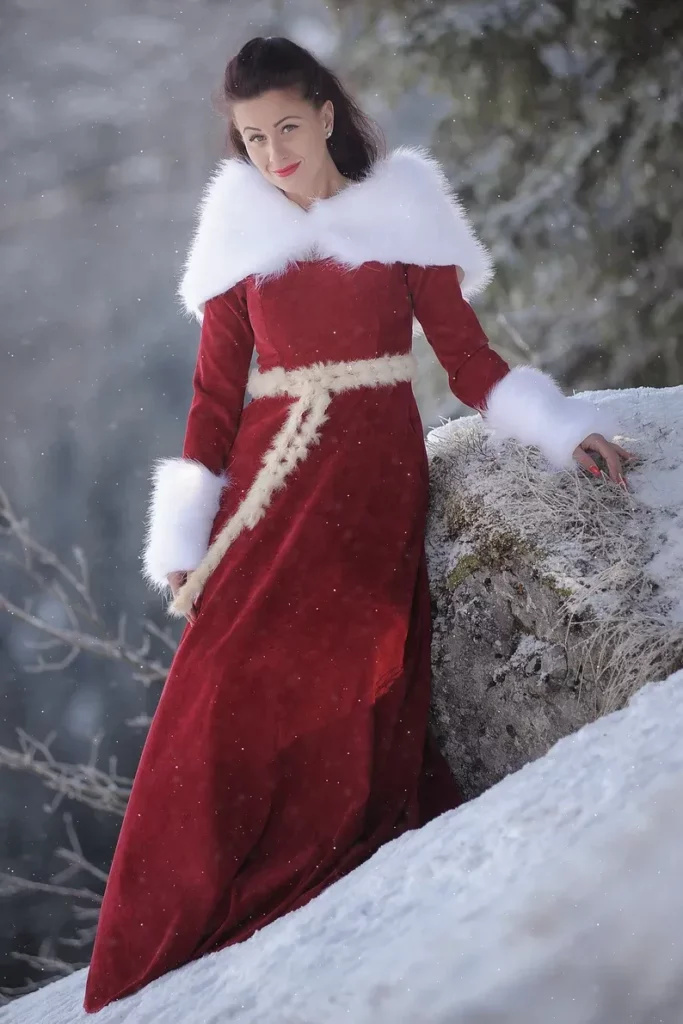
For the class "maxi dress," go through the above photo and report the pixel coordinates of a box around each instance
[83,257,510,1012]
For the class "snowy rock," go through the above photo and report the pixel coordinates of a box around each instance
[5,668,683,1023]
[425,384,683,797]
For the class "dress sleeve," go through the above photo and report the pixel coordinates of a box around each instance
[142,283,255,592]
[404,263,510,410]
[181,285,254,474]
[405,262,617,469]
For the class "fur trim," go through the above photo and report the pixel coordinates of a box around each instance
[483,366,619,470]
[169,353,418,617]
[178,146,493,321]
[142,458,228,592]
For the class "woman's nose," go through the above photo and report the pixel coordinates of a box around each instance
[268,141,289,167]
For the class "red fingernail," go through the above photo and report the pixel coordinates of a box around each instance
[589,466,601,477]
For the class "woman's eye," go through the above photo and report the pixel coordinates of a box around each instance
[247,125,296,143]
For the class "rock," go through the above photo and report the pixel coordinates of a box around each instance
[425,384,683,798]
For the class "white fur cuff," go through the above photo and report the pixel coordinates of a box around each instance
[483,366,618,469]
[142,458,227,592]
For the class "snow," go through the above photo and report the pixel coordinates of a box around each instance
[5,663,683,1023]
[578,384,683,620]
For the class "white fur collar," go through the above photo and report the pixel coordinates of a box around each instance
[178,145,494,321]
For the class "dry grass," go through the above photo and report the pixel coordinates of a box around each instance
[427,421,683,712]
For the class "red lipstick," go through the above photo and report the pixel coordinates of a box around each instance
[273,162,301,178]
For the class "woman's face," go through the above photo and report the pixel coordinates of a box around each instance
[232,89,334,194]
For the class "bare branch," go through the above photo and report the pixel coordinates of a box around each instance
[0,872,102,903]
[0,813,105,985]
[1,484,174,684]
[50,813,109,886]
[0,977,46,1002]
[125,713,154,728]
[25,644,81,674]
[1,592,170,684]
[0,729,131,816]
[495,314,537,362]
[12,953,87,974]
[0,484,100,622]
[143,617,180,651]
[0,483,177,993]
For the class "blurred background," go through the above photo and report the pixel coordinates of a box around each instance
[1,0,681,1000]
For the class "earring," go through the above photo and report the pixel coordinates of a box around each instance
[326,128,332,138]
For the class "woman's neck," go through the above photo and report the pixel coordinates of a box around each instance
[282,160,351,211]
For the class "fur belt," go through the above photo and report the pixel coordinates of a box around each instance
[169,352,418,617]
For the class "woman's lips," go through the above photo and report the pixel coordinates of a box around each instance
[273,162,301,177]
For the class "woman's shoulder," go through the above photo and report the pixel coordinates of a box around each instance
[177,157,290,322]
[332,146,494,294]
[178,146,494,322]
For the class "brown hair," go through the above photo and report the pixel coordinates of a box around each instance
[217,36,386,181]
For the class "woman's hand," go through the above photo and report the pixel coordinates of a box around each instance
[167,570,198,624]
[573,434,639,490]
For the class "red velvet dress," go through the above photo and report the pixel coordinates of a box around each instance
[82,257,509,1012]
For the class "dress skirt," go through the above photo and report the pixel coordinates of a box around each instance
[83,378,463,1013]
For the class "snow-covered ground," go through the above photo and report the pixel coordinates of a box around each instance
[5,663,683,1023]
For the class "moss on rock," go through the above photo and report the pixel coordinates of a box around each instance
[539,574,573,600]
[444,494,484,534]
[447,554,482,589]
[446,529,531,590]
[478,530,528,570]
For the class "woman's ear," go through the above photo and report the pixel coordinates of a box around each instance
[321,98,334,133]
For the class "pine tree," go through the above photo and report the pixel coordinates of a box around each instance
[339,0,683,389]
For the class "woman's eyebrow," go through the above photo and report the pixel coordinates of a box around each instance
[244,115,302,131]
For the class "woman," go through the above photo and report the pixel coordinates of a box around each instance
[83,37,631,1012]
